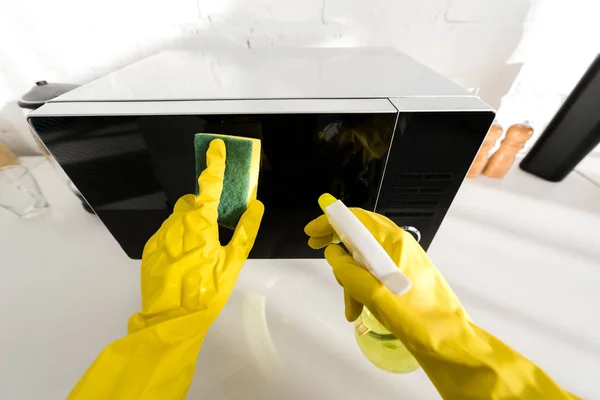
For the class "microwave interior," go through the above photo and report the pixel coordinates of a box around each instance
[30,110,493,258]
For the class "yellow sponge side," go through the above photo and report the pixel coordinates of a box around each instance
[247,136,261,203]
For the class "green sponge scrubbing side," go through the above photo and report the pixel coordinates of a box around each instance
[195,133,261,229]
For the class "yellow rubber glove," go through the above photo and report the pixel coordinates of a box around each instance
[305,208,578,400]
[69,139,264,400]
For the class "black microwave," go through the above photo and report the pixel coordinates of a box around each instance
[29,48,494,258]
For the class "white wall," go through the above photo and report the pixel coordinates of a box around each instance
[497,0,600,149]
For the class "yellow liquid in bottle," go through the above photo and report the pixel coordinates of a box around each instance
[354,308,420,374]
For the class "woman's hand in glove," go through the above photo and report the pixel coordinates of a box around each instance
[70,139,264,400]
[305,207,464,331]
[129,138,264,334]
[305,207,577,400]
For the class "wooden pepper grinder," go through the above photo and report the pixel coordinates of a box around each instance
[467,124,503,178]
[483,122,533,179]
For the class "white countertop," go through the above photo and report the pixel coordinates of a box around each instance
[1,157,599,399]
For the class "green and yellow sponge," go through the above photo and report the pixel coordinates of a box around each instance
[194,133,261,229]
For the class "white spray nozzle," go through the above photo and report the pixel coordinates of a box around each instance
[318,194,412,295]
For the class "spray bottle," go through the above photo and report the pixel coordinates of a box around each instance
[318,193,420,373]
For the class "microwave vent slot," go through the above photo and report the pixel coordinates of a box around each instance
[424,173,453,180]
[392,186,446,195]
[392,187,419,194]
[395,172,423,179]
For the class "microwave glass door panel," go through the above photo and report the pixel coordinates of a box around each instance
[31,112,397,258]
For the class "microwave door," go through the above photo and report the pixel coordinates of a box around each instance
[29,99,398,259]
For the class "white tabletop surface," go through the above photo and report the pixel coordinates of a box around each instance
[1,157,599,399]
